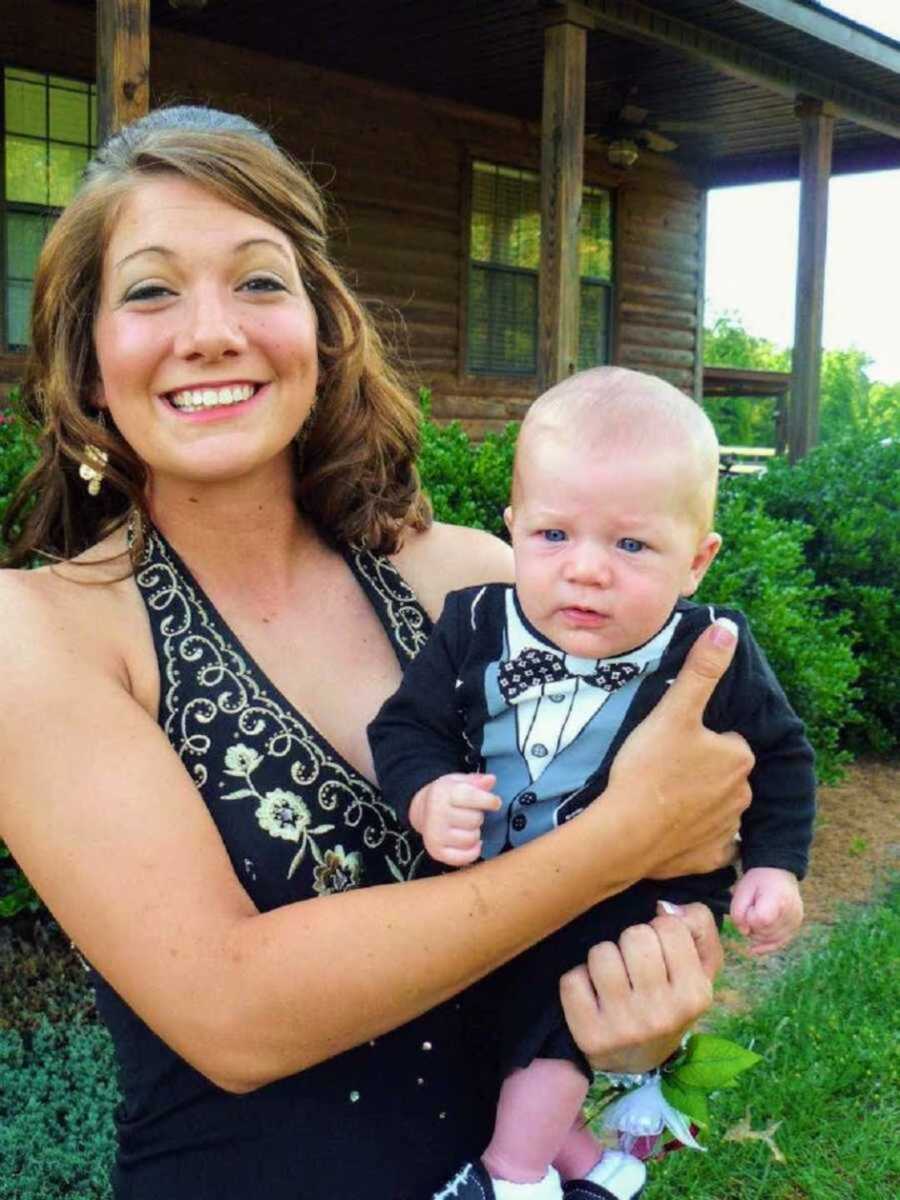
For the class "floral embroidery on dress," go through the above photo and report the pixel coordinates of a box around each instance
[223,741,336,878]
[347,546,430,661]
[313,845,363,895]
[136,529,426,892]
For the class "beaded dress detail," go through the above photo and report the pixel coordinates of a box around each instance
[87,525,496,1200]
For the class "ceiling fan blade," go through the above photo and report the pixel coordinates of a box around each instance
[638,129,679,153]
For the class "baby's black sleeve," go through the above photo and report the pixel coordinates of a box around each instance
[368,592,470,827]
[713,610,816,879]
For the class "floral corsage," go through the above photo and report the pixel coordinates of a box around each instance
[586,1034,760,1160]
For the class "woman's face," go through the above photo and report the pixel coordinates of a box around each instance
[93,174,318,490]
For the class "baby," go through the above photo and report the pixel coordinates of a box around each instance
[370,367,815,1200]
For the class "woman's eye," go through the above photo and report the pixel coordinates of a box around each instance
[542,529,567,543]
[240,275,287,293]
[618,537,645,554]
[124,284,173,303]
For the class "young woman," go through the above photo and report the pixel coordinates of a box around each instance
[0,108,752,1200]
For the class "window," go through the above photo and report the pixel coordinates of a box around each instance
[577,186,614,372]
[2,67,98,349]
[467,161,614,375]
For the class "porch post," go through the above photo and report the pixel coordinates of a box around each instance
[789,97,834,461]
[537,7,589,393]
[97,0,150,144]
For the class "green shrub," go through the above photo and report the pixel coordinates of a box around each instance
[701,488,859,781]
[0,918,95,1032]
[750,434,899,754]
[0,393,45,922]
[417,389,517,537]
[0,1020,116,1198]
[0,388,39,553]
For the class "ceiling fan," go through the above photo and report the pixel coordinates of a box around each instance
[586,92,720,164]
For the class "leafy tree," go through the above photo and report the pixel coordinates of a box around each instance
[702,313,900,446]
[702,314,789,446]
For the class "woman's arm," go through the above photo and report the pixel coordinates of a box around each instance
[0,565,749,1095]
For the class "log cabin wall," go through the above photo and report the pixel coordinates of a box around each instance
[1,0,704,432]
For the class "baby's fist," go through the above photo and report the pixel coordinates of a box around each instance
[730,867,803,956]
[408,773,501,867]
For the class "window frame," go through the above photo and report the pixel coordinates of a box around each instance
[1,63,98,353]
[460,153,617,381]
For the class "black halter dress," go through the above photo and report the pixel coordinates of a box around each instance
[87,526,497,1200]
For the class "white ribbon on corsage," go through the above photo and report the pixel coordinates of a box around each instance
[601,1074,705,1153]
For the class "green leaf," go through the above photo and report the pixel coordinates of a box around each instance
[673,1034,760,1090]
[661,1076,710,1130]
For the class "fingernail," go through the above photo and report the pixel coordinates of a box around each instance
[710,617,738,647]
[658,900,684,916]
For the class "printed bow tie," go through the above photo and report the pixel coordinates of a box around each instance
[498,647,642,704]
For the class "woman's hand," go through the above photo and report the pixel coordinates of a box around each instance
[559,902,723,1073]
[608,619,754,879]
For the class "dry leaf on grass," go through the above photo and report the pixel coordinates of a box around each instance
[723,1109,786,1163]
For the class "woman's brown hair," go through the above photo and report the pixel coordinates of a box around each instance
[1,106,430,568]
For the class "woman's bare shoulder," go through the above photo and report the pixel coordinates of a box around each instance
[0,536,139,693]
[391,521,513,621]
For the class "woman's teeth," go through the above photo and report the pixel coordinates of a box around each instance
[167,384,257,412]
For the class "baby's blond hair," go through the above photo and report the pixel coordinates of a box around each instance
[515,367,720,533]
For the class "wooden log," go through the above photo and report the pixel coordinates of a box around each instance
[618,343,695,369]
[96,0,149,142]
[619,261,698,293]
[428,395,510,420]
[619,283,698,310]
[537,16,587,391]
[621,324,696,352]
[619,303,697,332]
[790,99,834,462]
[618,242,700,276]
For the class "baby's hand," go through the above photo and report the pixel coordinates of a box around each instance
[730,867,804,955]
[408,773,501,866]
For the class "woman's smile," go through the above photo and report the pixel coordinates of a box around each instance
[158,380,269,423]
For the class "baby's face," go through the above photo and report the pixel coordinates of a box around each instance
[506,432,720,659]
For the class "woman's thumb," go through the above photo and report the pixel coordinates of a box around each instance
[662,617,739,723]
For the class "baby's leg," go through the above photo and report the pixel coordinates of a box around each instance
[552,1116,606,1180]
[482,1057,588,1184]
[554,1119,647,1198]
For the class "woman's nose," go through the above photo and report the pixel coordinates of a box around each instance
[174,291,248,361]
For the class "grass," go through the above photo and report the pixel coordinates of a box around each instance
[0,889,897,1198]
[632,886,900,1199]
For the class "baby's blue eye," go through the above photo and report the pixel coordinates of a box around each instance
[542,529,567,543]
[618,537,645,553]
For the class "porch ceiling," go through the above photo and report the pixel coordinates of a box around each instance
[70,0,900,183]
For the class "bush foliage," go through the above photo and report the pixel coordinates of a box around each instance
[0,1020,116,1199]
[0,389,38,551]
[417,390,518,538]
[750,433,899,755]
[703,487,858,780]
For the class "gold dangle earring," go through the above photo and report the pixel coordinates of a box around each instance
[79,412,109,498]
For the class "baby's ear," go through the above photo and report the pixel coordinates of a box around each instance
[503,506,514,535]
[683,532,722,595]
